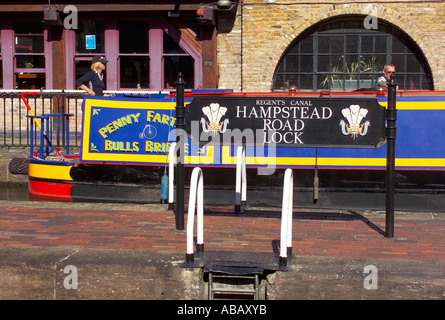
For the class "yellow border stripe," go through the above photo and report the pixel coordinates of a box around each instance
[81,146,215,165]
[221,146,445,167]
[29,163,73,180]
[379,101,445,110]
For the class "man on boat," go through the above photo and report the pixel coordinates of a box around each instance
[375,64,397,90]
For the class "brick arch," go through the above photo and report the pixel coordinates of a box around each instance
[260,5,438,92]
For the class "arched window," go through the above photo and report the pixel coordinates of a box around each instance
[273,16,433,92]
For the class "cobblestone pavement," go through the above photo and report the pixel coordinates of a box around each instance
[0,201,443,262]
[0,200,443,302]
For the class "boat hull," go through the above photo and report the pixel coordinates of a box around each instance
[25,91,445,209]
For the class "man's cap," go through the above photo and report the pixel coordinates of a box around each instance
[92,56,108,64]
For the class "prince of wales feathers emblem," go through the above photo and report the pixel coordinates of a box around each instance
[201,103,229,135]
[339,104,370,139]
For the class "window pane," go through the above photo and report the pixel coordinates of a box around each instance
[286,74,298,90]
[330,36,344,53]
[405,74,420,90]
[406,54,421,73]
[318,55,331,72]
[397,74,406,90]
[15,73,45,89]
[285,56,298,71]
[300,37,313,53]
[345,55,359,73]
[300,56,313,72]
[15,36,44,53]
[392,37,406,53]
[318,37,330,54]
[391,54,405,72]
[372,54,386,71]
[75,60,92,85]
[120,56,149,88]
[76,21,105,54]
[361,36,373,53]
[374,36,387,53]
[16,55,45,68]
[119,21,148,53]
[163,32,185,54]
[299,74,313,90]
[346,35,358,53]
[273,74,285,91]
[164,56,194,89]
[288,45,299,54]
[331,55,343,72]
[362,55,384,72]
[318,74,328,90]
[422,74,433,90]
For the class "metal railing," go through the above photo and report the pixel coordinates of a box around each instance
[0,89,161,150]
[186,167,205,264]
[279,168,294,266]
[0,90,84,149]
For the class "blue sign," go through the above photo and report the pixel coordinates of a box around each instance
[85,35,96,50]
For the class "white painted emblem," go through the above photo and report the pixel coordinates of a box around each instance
[339,105,370,139]
[201,103,229,135]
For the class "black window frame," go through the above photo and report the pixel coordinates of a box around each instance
[273,17,433,92]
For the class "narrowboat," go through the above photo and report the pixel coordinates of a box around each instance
[11,89,445,210]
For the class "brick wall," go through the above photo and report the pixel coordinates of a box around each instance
[217,1,445,92]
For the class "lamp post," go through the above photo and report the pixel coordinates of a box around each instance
[175,73,186,230]
[385,73,397,238]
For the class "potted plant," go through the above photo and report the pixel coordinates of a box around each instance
[320,57,381,91]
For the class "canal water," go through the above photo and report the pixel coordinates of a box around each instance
[0,184,30,201]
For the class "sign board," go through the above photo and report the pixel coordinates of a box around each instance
[79,95,390,168]
[85,35,96,50]
[80,96,214,165]
[186,96,386,148]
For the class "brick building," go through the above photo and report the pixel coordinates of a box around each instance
[218,0,445,92]
[0,1,444,93]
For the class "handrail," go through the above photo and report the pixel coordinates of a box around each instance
[21,92,43,131]
[168,142,177,210]
[27,113,73,159]
[235,146,247,213]
[185,167,204,264]
[279,168,293,266]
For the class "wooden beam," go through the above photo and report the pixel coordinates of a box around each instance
[201,25,218,88]
[0,5,44,12]
[0,4,202,12]
[51,27,66,91]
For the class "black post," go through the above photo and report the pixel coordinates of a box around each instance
[175,73,186,230]
[385,74,397,238]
